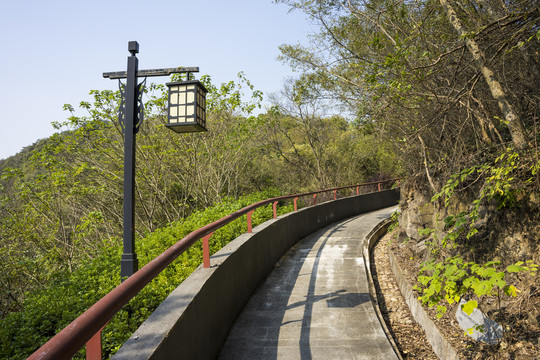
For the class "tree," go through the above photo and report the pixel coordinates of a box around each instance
[275,0,539,182]
[0,73,269,313]
[438,0,529,149]
[259,76,399,191]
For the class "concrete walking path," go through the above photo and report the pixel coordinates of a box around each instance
[218,206,399,360]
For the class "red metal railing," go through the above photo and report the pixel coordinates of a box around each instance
[28,179,400,360]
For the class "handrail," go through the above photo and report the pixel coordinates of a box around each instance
[28,179,400,360]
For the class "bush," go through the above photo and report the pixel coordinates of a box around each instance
[0,189,293,359]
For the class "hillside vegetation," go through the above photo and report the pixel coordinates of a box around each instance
[0,190,294,359]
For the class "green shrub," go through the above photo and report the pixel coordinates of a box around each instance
[0,189,293,359]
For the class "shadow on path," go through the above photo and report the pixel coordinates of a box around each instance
[218,207,399,359]
[297,217,367,360]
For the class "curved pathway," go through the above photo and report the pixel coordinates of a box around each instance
[218,206,399,360]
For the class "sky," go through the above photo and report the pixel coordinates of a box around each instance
[0,0,315,160]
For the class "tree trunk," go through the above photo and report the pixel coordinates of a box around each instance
[439,0,529,149]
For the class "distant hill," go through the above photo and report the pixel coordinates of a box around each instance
[0,137,51,172]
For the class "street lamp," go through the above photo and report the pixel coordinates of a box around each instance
[103,41,207,280]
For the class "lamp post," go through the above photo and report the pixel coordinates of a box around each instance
[104,41,208,280]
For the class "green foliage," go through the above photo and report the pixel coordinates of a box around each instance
[262,86,401,192]
[417,146,539,323]
[413,146,539,339]
[386,211,399,232]
[0,189,293,359]
[415,257,537,320]
[429,147,540,251]
[432,147,536,211]
[276,0,539,196]
[0,73,272,314]
[431,165,486,207]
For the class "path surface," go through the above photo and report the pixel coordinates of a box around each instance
[218,206,399,360]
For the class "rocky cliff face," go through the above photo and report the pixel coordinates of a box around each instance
[396,179,540,337]
[397,181,539,266]
[397,185,435,260]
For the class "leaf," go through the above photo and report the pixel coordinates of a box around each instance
[461,300,478,316]
[506,264,526,273]
[418,275,431,286]
[503,285,518,297]
[484,260,500,268]
[466,227,478,239]
[444,292,460,304]
[475,266,496,278]
[471,280,493,296]
[436,305,447,318]
[490,273,506,289]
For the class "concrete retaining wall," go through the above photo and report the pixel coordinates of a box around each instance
[112,189,400,360]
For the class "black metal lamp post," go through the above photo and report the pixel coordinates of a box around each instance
[103,41,208,280]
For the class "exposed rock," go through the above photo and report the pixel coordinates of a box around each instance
[399,187,435,242]
[413,240,428,257]
[455,299,503,344]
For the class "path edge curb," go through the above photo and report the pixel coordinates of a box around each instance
[364,217,461,360]
[387,247,460,360]
[363,216,404,360]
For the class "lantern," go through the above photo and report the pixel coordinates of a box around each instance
[166,80,208,133]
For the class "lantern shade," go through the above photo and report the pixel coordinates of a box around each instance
[166,80,208,133]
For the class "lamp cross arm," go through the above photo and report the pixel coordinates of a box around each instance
[103,67,200,79]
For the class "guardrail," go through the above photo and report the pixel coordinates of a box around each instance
[28,179,400,360]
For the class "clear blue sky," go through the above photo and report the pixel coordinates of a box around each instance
[0,0,313,160]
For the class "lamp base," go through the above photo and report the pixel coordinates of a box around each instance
[121,254,139,280]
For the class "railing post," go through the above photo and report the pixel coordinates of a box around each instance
[333,190,337,200]
[86,322,107,360]
[202,233,213,268]
[247,210,254,233]
[272,201,278,218]
[313,194,317,206]
[356,186,359,195]
[86,331,101,360]
[293,197,298,211]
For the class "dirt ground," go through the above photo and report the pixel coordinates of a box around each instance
[371,229,540,359]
